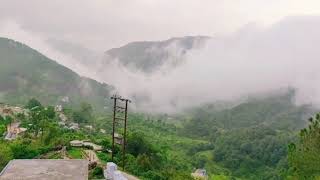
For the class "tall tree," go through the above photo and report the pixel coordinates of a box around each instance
[288,113,320,179]
[26,98,42,109]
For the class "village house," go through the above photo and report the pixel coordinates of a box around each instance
[70,140,83,147]
[0,104,28,117]
[83,142,103,151]
[114,133,124,145]
[191,169,208,180]
[55,105,63,112]
[59,113,68,122]
[61,96,70,103]
[70,140,103,151]
[100,129,106,134]
[5,122,27,141]
[85,125,93,130]
[69,122,79,130]
[2,108,14,116]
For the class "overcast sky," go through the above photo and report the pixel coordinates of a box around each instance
[1,0,320,50]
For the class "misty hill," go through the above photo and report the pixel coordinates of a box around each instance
[0,37,113,109]
[182,90,314,138]
[104,36,209,73]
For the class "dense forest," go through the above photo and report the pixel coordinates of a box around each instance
[1,90,319,179]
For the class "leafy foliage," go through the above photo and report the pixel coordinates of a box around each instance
[26,98,42,109]
[0,92,313,180]
[72,102,93,123]
[288,114,320,179]
[0,142,13,170]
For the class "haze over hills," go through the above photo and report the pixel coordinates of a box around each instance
[46,35,209,76]
[27,16,320,113]
[0,37,113,110]
[46,38,101,68]
[44,36,211,112]
[2,16,320,114]
[104,36,209,73]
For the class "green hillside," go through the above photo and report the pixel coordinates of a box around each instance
[105,36,209,73]
[177,91,314,179]
[0,37,113,110]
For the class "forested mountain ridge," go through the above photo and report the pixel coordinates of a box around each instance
[178,91,315,179]
[0,37,113,110]
[104,36,209,73]
[183,91,313,134]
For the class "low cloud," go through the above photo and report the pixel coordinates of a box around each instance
[97,16,320,112]
[2,17,320,113]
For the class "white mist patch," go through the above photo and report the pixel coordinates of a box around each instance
[0,20,96,79]
[97,16,320,112]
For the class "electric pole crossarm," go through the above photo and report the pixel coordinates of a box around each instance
[116,106,126,109]
[115,117,125,121]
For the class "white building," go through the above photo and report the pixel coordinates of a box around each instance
[69,123,79,130]
[55,105,63,112]
[191,169,208,180]
[104,162,127,180]
[70,140,83,147]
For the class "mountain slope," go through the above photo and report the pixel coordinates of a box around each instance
[0,37,113,109]
[182,90,313,139]
[104,36,209,73]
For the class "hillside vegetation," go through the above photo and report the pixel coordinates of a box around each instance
[0,38,319,179]
[0,37,113,110]
[0,92,315,179]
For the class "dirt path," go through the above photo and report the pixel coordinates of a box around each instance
[84,150,100,163]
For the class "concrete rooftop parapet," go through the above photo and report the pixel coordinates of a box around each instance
[0,159,88,180]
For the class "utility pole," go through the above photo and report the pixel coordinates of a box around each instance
[110,94,131,171]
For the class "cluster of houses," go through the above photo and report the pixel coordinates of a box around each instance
[55,104,107,135]
[55,104,82,131]
[0,104,28,140]
[0,103,27,117]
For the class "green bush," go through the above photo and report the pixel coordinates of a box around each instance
[89,166,104,179]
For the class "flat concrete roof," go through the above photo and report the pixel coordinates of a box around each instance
[0,159,88,180]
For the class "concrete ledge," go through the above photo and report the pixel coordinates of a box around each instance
[0,159,89,180]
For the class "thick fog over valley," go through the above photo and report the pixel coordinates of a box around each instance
[1,1,320,112]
